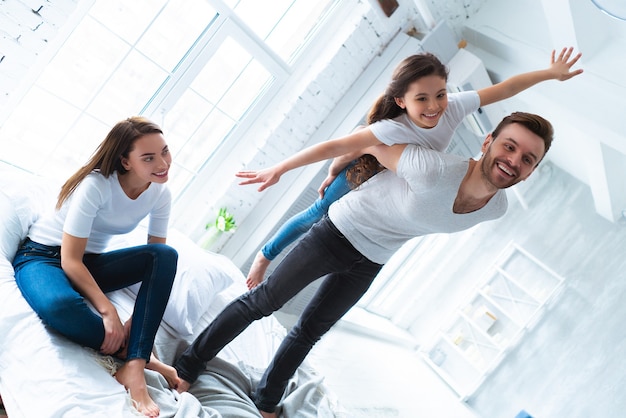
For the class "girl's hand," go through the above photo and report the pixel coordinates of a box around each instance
[236,167,281,192]
[550,47,583,81]
[318,174,337,199]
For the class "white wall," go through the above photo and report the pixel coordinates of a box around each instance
[443,0,626,221]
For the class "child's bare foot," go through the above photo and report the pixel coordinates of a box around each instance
[259,410,278,418]
[246,251,271,289]
[176,379,191,393]
[115,359,160,417]
[146,353,181,390]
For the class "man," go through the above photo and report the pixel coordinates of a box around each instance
[176,112,552,418]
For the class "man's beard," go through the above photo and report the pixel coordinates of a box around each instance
[479,148,520,190]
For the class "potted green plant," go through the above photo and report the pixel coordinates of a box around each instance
[200,207,236,250]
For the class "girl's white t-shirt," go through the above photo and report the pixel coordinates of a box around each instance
[369,90,480,151]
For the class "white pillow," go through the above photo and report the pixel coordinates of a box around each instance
[0,191,23,263]
[120,229,242,337]
[0,170,57,263]
[0,167,241,338]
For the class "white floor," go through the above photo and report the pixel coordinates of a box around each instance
[307,322,478,418]
[280,161,626,418]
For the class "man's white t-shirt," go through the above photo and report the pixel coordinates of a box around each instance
[329,145,507,264]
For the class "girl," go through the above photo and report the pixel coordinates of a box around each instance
[12,117,179,417]
[245,46,582,289]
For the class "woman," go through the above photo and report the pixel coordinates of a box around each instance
[12,117,179,417]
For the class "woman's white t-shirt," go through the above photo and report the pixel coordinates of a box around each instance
[28,171,171,254]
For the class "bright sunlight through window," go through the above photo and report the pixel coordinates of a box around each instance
[1,0,339,200]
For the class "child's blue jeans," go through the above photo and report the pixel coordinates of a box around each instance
[261,163,353,260]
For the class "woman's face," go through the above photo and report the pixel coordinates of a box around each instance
[394,75,448,129]
[122,133,172,185]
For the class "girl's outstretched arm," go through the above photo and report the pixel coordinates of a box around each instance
[236,127,380,192]
[477,46,583,106]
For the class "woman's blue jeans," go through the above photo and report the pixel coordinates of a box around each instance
[12,238,178,362]
[175,216,383,412]
[260,164,353,260]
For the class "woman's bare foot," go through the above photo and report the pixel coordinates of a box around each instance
[146,353,181,390]
[115,359,160,417]
[176,379,191,393]
[258,410,278,418]
[246,251,271,289]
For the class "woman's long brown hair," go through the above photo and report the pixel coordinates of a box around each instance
[56,116,163,209]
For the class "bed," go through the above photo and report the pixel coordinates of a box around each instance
[0,169,337,418]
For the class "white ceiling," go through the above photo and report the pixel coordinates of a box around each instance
[423,0,626,222]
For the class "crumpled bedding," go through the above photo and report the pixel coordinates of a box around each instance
[0,252,337,418]
[0,167,337,417]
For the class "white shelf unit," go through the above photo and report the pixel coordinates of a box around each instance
[420,242,565,400]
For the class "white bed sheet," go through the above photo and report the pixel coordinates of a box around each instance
[0,247,336,417]
[0,169,337,417]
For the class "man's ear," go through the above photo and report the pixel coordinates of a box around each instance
[394,97,405,109]
[480,133,494,153]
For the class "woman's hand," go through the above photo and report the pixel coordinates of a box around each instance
[100,308,126,355]
[60,233,127,356]
[236,166,282,192]
[549,47,583,81]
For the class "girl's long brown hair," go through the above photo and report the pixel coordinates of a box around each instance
[56,116,163,209]
[346,52,448,188]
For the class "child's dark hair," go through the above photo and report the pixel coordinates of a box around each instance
[347,53,448,188]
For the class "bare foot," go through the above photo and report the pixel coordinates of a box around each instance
[115,359,160,417]
[0,393,6,418]
[246,251,271,289]
[146,353,181,390]
[258,410,278,418]
[176,379,191,393]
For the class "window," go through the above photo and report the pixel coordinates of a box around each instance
[1,0,341,201]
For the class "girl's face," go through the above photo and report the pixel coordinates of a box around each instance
[394,75,448,129]
[121,133,172,185]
